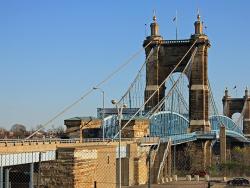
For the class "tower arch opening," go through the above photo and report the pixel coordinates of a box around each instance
[232,112,243,131]
[164,72,190,119]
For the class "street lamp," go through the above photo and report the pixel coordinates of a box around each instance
[93,87,105,141]
[111,99,127,188]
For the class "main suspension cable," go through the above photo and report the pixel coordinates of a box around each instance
[111,40,198,140]
[26,41,153,139]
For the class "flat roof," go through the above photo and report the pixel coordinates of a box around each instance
[64,116,100,121]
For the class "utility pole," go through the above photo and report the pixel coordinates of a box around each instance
[93,87,105,141]
[148,149,152,188]
[111,100,127,188]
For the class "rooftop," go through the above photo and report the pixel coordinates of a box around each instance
[64,116,100,121]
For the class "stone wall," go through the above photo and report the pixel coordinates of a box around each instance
[121,119,149,138]
[94,146,116,188]
[188,140,212,171]
[39,142,155,187]
[64,118,102,139]
[134,154,148,185]
[40,145,116,188]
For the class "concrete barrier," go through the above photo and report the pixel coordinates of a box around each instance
[164,177,168,183]
[186,175,191,181]
[173,175,178,181]
[161,177,165,183]
[194,175,199,181]
[205,175,209,181]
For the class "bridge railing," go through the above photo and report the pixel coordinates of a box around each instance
[0,137,139,147]
[0,139,81,146]
[83,138,137,143]
[161,133,197,145]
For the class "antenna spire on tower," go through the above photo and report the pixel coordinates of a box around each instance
[194,8,203,35]
[197,8,201,21]
[153,9,157,22]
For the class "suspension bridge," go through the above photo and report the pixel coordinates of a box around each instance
[0,12,250,188]
[0,12,249,167]
[21,13,250,147]
[101,14,250,147]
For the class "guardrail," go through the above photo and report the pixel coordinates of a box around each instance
[83,138,136,142]
[0,137,139,147]
[159,133,197,145]
[0,138,81,146]
[2,133,225,147]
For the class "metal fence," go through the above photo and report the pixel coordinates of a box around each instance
[0,145,250,188]
[0,151,55,188]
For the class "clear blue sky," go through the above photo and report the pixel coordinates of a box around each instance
[0,1,250,130]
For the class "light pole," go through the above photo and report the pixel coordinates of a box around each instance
[111,99,127,188]
[93,87,105,141]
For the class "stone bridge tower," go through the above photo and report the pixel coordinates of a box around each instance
[144,14,211,132]
[223,88,250,135]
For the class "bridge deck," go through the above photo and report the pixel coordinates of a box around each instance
[0,130,249,167]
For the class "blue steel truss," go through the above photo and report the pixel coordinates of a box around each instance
[209,115,243,134]
[150,111,189,137]
[103,111,249,144]
[103,115,118,138]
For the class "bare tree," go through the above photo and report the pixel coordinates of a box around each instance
[48,125,66,138]
[0,127,7,139]
[10,124,27,138]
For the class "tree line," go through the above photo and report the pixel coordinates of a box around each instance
[0,124,65,139]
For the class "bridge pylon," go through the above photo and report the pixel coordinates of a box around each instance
[144,13,211,133]
[223,87,250,135]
